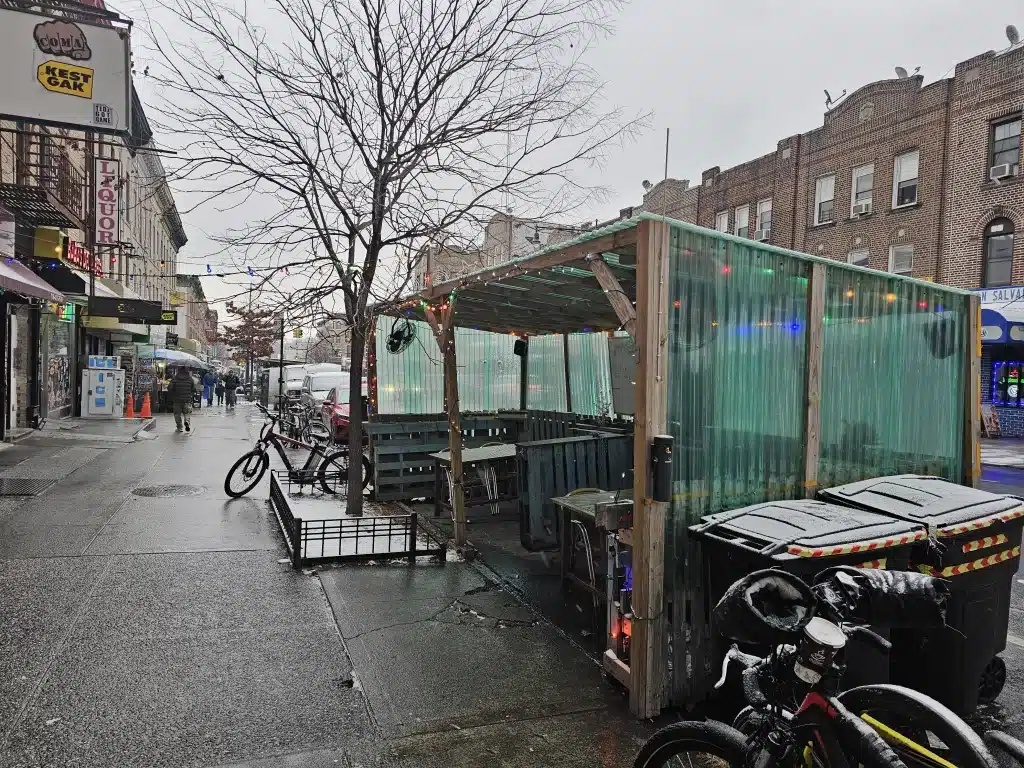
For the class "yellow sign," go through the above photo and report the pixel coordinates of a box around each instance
[293,328,304,338]
[37,61,94,99]
[169,292,185,306]
[161,311,176,322]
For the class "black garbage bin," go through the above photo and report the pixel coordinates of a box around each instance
[691,499,926,687]
[820,474,1024,714]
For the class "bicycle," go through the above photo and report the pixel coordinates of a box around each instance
[224,402,365,497]
[634,567,997,768]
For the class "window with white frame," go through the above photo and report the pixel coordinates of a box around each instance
[715,210,729,232]
[892,150,919,207]
[889,244,914,274]
[734,205,749,238]
[814,175,835,225]
[991,118,1021,174]
[756,199,772,235]
[848,249,869,267]
[851,164,874,213]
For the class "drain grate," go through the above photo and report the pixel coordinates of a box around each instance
[0,478,56,496]
[132,485,206,497]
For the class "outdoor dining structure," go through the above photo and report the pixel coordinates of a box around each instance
[372,213,980,719]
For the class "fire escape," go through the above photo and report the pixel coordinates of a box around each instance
[0,125,87,236]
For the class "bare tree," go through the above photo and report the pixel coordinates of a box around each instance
[146,0,642,515]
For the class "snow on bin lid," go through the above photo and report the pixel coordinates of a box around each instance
[693,500,926,557]
[819,475,1024,535]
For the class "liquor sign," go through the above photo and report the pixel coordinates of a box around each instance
[64,240,103,275]
[94,157,119,247]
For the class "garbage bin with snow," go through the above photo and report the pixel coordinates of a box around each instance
[690,499,926,687]
[819,474,1024,714]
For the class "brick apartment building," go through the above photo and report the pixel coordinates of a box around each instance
[620,42,1024,292]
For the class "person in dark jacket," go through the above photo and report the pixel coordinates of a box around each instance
[215,376,225,406]
[170,367,197,432]
[223,370,240,410]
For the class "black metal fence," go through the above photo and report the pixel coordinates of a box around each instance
[269,474,446,568]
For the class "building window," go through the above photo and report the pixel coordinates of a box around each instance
[756,199,772,235]
[983,218,1015,287]
[848,249,869,267]
[892,150,919,207]
[734,205,749,238]
[851,164,874,213]
[715,210,729,232]
[991,117,1021,174]
[889,243,914,275]
[814,175,835,225]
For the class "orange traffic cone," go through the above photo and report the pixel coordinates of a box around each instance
[139,393,152,419]
[125,393,135,419]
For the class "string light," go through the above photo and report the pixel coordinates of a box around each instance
[207,264,212,274]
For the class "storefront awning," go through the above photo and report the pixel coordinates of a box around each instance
[981,306,1024,343]
[0,260,64,303]
[67,269,120,300]
[81,315,149,337]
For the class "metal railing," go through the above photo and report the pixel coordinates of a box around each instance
[0,126,87,226]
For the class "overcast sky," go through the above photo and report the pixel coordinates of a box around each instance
[120,0,1022,329]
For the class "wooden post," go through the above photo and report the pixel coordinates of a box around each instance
[964,294,981,488]
[590,256,636,337]
[441,305,468,547]
[802,263,826,498]
[366,319,379,419]
[562,333,573,413]
[630,217,670,718]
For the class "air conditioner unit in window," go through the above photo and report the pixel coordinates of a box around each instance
[853,200,873,216]
[991,163,1015,181]
[753,228,771,242]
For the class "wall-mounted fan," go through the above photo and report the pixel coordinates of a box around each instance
[386,317,416,355]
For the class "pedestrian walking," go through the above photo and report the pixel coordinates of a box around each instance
[170,366,197,432]
[223,370,240,410]
[215,375,225,406]
[202,370,217,407]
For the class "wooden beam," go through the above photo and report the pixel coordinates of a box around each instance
[441,303,468,547]
[629,217,670,719]
[424,227,639,299]
[589,256,636,337]
[963,294,981,488]
[562,333,573,412]
[802,263,826,498]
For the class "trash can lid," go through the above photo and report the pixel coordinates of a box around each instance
[693,499,925,557]
[819,475,1024,535]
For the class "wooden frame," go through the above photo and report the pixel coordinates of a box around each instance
[963,294,981,488]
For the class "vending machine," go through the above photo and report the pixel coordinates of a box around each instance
[81,356,126,418]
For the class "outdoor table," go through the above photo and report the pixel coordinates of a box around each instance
[430,443,519,519]
[550,489,634,597]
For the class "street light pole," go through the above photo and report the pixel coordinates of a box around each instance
[277,314,285,412]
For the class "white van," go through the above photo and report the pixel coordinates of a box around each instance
[272,363,343,407]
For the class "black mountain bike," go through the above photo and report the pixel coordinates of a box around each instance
[634,567,997,768]
[224,402,365,497]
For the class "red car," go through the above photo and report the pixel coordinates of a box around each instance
[320,381,368,442]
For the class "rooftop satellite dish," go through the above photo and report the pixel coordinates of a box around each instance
[642,180,653,190]
[1008,24,1020,45]
[895,66,909,79]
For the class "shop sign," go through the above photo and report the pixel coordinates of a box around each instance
[169,292,185,306]
[89,296,177,324]
[94,157,120,246]
[975,285,1024,305]
[64,240,103,275]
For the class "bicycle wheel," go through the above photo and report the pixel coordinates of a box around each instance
[225,450,269,498]
[838,684,997,768]
[633,720,748,768]
[318,449,351,495]
[304,421,331,445]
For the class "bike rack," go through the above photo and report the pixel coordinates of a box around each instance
[268,473,447,568]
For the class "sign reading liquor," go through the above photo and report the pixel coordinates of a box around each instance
[0,7,131,133]
[94,157,120,247]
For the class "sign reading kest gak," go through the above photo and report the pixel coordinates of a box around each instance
[94,157,119,249]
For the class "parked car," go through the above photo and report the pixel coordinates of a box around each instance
[320,381,369,441]
[301,371,368,411]
[272,363,343,407]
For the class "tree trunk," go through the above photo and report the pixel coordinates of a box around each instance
[346,322,366,516]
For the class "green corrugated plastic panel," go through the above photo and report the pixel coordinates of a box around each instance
[664,224,811,533]
[817,272,967,486]
[568,333,613,416]
[526,334,567,411]
[374,317,520,414]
